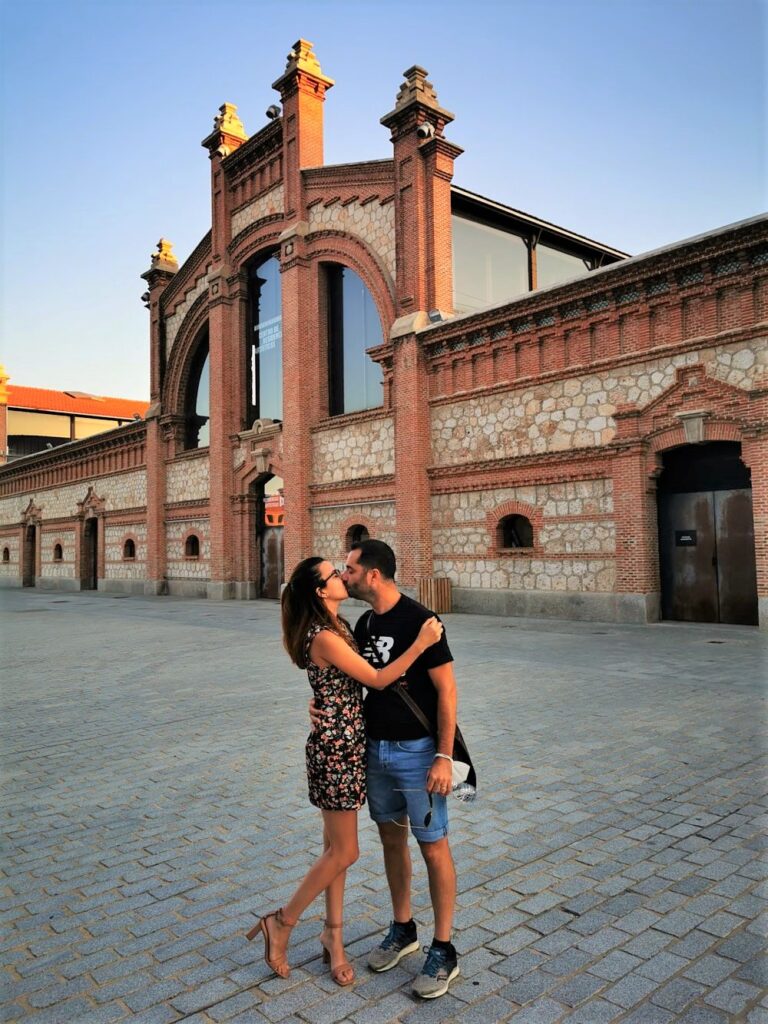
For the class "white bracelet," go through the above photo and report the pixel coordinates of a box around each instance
[433,753,453,763]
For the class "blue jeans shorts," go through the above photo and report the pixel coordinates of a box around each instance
[367,737,449,843]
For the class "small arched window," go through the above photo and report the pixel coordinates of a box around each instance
[345,524,370,549]
[123,539,136,560]
[498,514,534,549]
[2,547,10,562]
[53,543,63,562]
[185,534,200,559]
[184,329,210,450]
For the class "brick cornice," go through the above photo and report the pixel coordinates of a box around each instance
[223,119,283,181]
[160,233,213,310]
[427,445,624,492]
[311,407,390,434]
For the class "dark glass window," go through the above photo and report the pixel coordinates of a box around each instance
[536,245,589,289]
[2,548,9,562]
[452,214,529,313]
[499,514,533,549]
[123,539,136,560]
[53,543,63,561]
[185,535,200,559]
[327,265,383,415]
[184,332,210,450]
[247,254,282,423]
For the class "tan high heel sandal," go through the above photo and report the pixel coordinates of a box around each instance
[320,921,355,986]
[246,907,294,979]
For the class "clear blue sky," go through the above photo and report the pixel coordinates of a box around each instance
[1,0,765,400]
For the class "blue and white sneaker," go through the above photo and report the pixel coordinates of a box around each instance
[367,919,419,972]
[412,942,459,998]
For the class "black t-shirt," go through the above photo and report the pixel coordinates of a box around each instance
[354,594,453,741]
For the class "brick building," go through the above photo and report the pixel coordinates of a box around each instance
[1,41,765,628]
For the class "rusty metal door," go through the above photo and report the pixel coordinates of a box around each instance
[259,526,284,600]
[23,525,36,587]
[659,489,757,625]
[714,489,758,625]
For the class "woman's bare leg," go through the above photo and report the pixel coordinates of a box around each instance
[263,810,359,967]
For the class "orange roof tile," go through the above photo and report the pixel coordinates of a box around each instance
[7,385,149,420]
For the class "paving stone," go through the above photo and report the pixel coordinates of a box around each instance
[676,1007,730,1024]
[550,972,605,1006]
[651,977,707,1013]
[501,996,567,1024]
[683,953,739,986]
[499,969,555,1005]
[560,998,623,1022]
[635,950,689,982]
[620,1005,675,1024]
[703,978,762,1014]
[603,972,659,1008]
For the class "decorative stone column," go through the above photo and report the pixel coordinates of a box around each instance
[202,104,249,598]
[141,239,178,595]
[612,442,661,623]
[272,42,333,573]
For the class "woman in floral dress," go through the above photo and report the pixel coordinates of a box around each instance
[247,556,442,985]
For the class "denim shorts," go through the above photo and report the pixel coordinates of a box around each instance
[367,736,449,843]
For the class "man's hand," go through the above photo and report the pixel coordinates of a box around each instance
[426,755,453,796]
[308,697,326,732]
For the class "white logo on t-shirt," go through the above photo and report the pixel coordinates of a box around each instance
[367,635,394,664]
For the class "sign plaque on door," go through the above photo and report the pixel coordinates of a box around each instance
[675,530,697,547]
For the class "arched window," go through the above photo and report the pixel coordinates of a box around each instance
[327,264,383,415]
[345,524,370,549]
[498,514,533,549]
[185,534,200,559]
[247,253,282,423]
[53,543,63,562]
[123,539,136,560]
[184,329,210,450]
[1,547,9,562]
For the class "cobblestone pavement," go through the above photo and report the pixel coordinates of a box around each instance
[2,588,766,1024]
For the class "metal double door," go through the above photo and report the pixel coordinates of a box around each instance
[659,488,758,625]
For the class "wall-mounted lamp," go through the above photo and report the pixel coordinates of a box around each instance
[416,122,435,139]
[141,291,150,308]
[266,104,281,120]
[427,309,443,323]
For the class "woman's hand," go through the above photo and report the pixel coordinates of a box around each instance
[417,616,443,651]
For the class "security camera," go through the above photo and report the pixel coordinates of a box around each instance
[266,104,281,120]
[416,122,434,139]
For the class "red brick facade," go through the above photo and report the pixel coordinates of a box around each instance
[1,41,766,628]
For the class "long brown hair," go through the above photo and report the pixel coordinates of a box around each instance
[281,556,353,668]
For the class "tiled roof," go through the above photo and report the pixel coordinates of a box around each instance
[7,385,149,420]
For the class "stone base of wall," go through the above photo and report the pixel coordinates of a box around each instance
[166,579,210,598]
[0,577,23,589]
[206,581,235,600]
[37,577,84,593]
[451,587,661,624]
[759,598,768,632]
[234,581,258,600]
[99,579,147,596]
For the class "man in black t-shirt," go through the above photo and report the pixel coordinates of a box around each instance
[343,540,460,999]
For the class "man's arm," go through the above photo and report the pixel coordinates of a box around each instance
[425,662,457,795]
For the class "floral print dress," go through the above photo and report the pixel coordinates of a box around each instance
[304,623,367,811]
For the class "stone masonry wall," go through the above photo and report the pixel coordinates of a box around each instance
[39,529,76,579]
[308,200,396,280]
[166,518,210,580]
[164,272,210,358]
[166,456,210,504]
[432,480,615,592]
[312,416,394,484]
[311,501,396,562]
[231,183,284,238]
[105,523,148,581]
[431,339,767,466]
[0,471,147,524]
[0,535,20,576]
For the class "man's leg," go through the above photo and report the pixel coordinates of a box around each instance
[418,837,456,942]
[377,820,413,923]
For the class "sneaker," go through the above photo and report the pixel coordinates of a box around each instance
[412,943,459,999]
[366,919,419,972]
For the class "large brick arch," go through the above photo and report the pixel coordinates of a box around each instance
[305,231,397,337]
[228,220,285,271]
[338,513,377,554]
[163,303,210,418]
